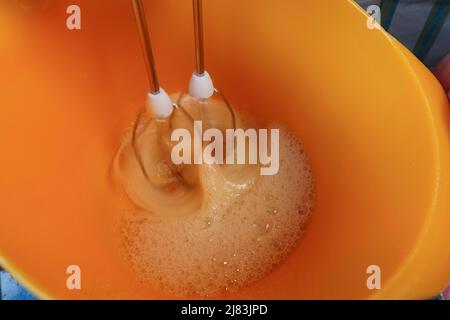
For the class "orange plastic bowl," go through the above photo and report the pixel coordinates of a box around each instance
[0,0,449,299]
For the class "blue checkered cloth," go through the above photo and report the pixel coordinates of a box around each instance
[357,0,450,68]
[0,270,37,300]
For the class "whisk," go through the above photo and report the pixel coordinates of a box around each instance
[189,0,213,99]
[176,0,236,137]
[130,0,197,193]
[131,0,172,119]
[130,0,237,189]
[110,0,204,216]
[117,0,252,215]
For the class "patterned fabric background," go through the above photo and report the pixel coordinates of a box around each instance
[0,268,37,300]
[357,0,450,68]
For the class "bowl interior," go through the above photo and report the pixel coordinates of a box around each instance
[0,0,443,299]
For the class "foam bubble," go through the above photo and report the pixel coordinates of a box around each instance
[119,125,314,297]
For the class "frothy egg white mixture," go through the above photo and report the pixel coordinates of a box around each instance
[116,110,314,297]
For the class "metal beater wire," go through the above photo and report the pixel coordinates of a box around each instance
[193,0,205,75]
[132,0,160,94]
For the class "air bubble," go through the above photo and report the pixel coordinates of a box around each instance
[121,124,314,297]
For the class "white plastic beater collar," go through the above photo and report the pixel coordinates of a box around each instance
[145,88,173,119]
[189,71,214,99]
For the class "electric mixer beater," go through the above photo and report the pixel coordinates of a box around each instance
[114,0,255,216]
